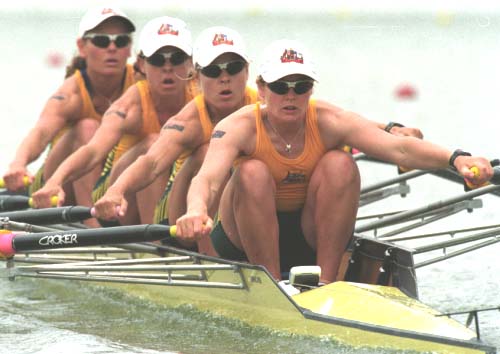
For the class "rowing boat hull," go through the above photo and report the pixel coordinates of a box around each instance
[13,244,492,354]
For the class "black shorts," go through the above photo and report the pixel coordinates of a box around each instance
[210,209,316,273]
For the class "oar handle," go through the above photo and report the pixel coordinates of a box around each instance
[0,176,30,189]
[0,206,93,225]
[0,224,176,258]
[464,164,500,190]
[28,196,59,208]
[0,195,58,211]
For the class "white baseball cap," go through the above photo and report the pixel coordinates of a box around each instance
[193,26,249,67]
[78,6,135,38]
[259,39,318,83]
[139,16,192,57]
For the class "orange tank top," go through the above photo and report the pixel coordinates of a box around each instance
[247,100,326,212]
[173,86,259,172]
[113,79,199,163]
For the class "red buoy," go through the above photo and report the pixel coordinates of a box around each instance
[395,83,417,100]
[45,51,65,68]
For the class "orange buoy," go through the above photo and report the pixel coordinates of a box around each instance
[45,51,65,68]
[394,83,417,100]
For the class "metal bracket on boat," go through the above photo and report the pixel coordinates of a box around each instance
[356,197,483,237]
[359,183,411,207]
[4,250,248,291]
[413,227,500,268]
[437,305,500,340]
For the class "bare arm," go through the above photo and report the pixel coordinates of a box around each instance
[317,101,492,183]
[176,110,254,239]
[93,103,205,219]
[31,87,141,207]
[3,82,81,191]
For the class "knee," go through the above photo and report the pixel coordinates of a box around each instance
[235,159,275,195]
[314,150,360,187]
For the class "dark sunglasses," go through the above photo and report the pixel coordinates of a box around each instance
[198,61,246,78]
[83,33,132,49]
[146,51,189,67]
[267,80,314,95]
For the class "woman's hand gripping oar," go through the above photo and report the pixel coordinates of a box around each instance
[463,162,500,190]
[31,182,65,209]
[0,176,31,191]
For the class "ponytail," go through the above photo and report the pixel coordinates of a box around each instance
[65,55,87,78]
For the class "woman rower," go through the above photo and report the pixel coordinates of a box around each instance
[175,39,493,284]
[3,5,136,213]
[32,16,198,226]
[92,26,258,253]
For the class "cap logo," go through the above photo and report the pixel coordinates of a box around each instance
[101,8,117,16]
[280,49,304,64]
[158,23,179,36]
[212,34,234,46]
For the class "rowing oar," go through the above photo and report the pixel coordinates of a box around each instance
[0,224,176,258]
[355,166,500,233]
[0,206,92,224]
[0,195,58,211]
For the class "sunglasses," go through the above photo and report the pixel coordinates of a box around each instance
[146,51,189,67]
[267,80,314,95]
[83,33,132,49]
[198,61,246,78]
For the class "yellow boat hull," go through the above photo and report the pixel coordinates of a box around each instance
[90,252,492,354]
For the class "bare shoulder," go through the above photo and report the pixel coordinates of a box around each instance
[39,76,83,122]
[215,104,256,132]
[116,84,141,110]
[162,100,201,134]
[210,104,257,155]
[51,76,81,105]
[156,100,205,148]
[166,99,199,125]
[314,99,368,149]
[104,85,140,117]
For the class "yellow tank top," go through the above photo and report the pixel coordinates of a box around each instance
[52,65,135,144]
[113,79,199,163]
[246,100,326,212]
[173,86,259,172]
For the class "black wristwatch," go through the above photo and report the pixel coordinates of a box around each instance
[384,121,405,133]
[448,149,471,170]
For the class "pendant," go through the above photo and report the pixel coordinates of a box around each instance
[285,144,291,153]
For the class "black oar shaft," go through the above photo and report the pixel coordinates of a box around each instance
[11,224,172,252]
[0,206,92,224]
[0,195,31,211]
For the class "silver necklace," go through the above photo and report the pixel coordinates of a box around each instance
[265,116,304,153]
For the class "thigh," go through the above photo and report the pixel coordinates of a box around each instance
[218,159,277,250]
[301,150,360,247]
